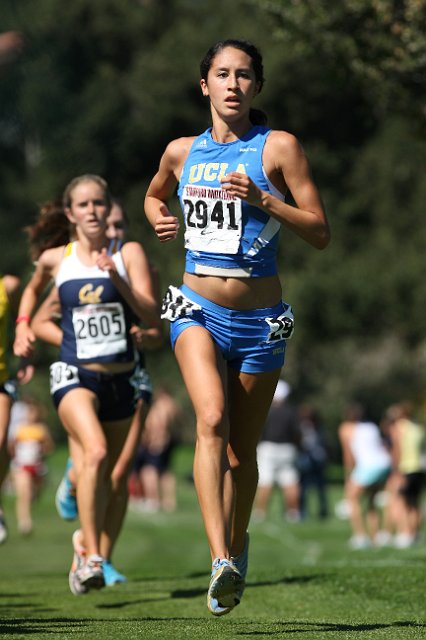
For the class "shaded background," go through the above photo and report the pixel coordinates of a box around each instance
[1,0,425,452]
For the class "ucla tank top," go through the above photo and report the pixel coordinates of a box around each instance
[178,126,284,278]
[55,242,135,365]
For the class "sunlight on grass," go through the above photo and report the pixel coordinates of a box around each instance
[0,446,425,639]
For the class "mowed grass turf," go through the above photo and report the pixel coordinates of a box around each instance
[0,446,425,639]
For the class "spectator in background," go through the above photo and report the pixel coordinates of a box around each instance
[130,386,183,513]
[386,401,425,548]
[254,380,302,522]
[9,395,54,535]
[338,402,392,549]
[0,273,33,544]
[298,403,329,520]
[0,31,24,67]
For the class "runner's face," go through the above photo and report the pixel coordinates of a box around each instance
[200,47,260,121]
[106,204,126,240]
[66,181,109,237]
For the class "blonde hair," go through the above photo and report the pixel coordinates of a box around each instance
[62,174,112,210]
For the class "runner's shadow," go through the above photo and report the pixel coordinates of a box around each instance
[234,620,426,635]
[171,574,325,600]
[171,586,205,599]
[97,596,171,609]
[0,617,89,635]
[248,574,325,588]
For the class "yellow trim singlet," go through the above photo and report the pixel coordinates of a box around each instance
[397,418,426,474]
[14,423,48,444]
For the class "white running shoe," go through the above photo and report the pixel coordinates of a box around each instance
[77,555,105,590]
[207,558,244,616]
[69,530,89,596]
[393,533,416,549]
[349,534,372,550]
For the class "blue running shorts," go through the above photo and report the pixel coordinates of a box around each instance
[134,364,153,404]
[0,379,18,401]
[351,464,391,487]
[163,284,294,374]
[50,361,140,421]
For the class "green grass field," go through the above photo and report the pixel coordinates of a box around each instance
[1,446,425,639]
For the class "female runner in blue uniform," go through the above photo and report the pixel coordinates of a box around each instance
[14,175,159,594]
[145,39,330,615]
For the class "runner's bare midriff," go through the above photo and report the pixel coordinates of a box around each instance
[184,273,282,310]
[82,361,135,374]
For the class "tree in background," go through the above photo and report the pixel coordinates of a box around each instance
[0,0,425,442]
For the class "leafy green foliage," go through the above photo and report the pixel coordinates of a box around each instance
[0,0,425,445]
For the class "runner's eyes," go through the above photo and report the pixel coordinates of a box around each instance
[75,200,106,208]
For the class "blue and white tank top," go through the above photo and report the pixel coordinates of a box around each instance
[178,126,284,278]
[56,242,135,365]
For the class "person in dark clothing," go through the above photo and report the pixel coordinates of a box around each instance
[298,404,329,520]
[254,380,302,521]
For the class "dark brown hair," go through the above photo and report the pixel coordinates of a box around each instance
[24,200,71,261]
[200,39,267,125]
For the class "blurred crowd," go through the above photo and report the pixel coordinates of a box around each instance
[1,368,425,550]
[253,380,329,524]
[1,386,182,540]
[251,380,426,551]
[4,395,54,537]
[338,400,426,550]
[253,380,329,522]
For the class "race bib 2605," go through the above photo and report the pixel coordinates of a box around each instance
[72,302,127,359]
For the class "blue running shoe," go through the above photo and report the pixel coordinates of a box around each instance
[55,458,78,521]
[103,561,127,586]
[207,558,244,616]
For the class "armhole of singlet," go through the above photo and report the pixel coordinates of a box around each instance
[63,241,74,257]
[108,239,123,255]
[261,167,286,202]
[54,242,74,287]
